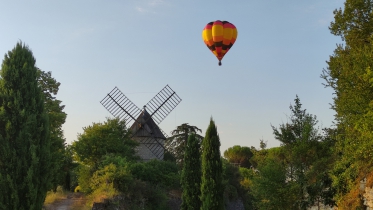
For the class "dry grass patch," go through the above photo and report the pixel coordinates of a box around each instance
[44,186,67,205]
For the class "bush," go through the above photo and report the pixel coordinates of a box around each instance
[44,186,67,205]
[77,165,93,193]
[86,161,132,208]
[130,159,180,189]
[76,155,179,209]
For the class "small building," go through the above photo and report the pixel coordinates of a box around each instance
[130,109,166,161]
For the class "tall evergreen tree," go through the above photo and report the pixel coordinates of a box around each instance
[181,133,201,210]
[0,42,51,210]
[200,118,224,210]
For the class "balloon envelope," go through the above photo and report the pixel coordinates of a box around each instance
[202,20,237,66]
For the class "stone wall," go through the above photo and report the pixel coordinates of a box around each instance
[364,187,373,210]
[363,178,373,210]
[133,137,164,161]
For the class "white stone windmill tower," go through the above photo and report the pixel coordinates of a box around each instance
[100,85,181,161]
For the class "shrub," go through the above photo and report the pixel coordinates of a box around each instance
[44,186,67,205]
[77,165,93,193]
[130,159,180,189]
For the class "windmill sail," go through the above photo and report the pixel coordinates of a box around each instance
[146,85,182,124]
[100,87,141,126]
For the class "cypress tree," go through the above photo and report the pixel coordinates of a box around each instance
[0,42,51,210]
[200,118,224,210]
[181,133,201,210]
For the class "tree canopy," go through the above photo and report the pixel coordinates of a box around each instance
[37,69,68,190]
[265,96,334,209]
[72,118,138,167]
[165,123,203,166]
[0,42,51,210]
[321,0,373,207]
[223,145,253,168]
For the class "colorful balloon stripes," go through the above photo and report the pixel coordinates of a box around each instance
[202,20,237,66]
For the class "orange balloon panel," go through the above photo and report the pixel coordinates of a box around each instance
[202,20,237,65]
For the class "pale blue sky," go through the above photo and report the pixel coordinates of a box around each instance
[0,0,344,152]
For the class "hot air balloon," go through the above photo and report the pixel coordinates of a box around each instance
[202,20,237,66]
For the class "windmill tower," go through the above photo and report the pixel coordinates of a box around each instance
[100,85,181,161]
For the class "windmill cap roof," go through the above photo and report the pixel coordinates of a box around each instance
[130,110,166,139]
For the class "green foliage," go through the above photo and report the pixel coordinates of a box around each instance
[322,0,373,206]
[244,98,336,209]
[247,146,291,209]
[130,159,180,189]
[78,155,134,194]
[91,162,132,193]
[251,158,297,210]
[72,117,180,209]
[259,139,267,150]
[81,155,172,210]
[77,165,94,193]
[221,159,245,208]
[0,42,51,210]
[181,133,201,210]
[239,167,257,209]
[223,145,253,168]
[163,150,177,163]
[62,145,79,191]
[37,69,68,190]
[250,145,287,170]
[239,167,254,190]
[140,184,169,210]
[200,118,224,210]
[270,96,334,209]
[305,128,336,207]
[329,0,373,46]
[44,186,68,205]
[222,159,240,202]
[165,123,203,167]
[86,160,133,207]
[72,118,138,167]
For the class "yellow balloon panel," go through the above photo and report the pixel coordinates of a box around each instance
[223,27,233,45]
[231,28,238,44]
[202,29,214,47]
[212,22,224,42]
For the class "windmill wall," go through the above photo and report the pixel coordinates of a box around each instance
[133,137,164,161]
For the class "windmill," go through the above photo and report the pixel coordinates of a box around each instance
[100,85,181,161]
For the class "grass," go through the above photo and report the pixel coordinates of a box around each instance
[85,184,119,207]
[44,185,118,209]
[44,189,89,210]
[44,186,68,205]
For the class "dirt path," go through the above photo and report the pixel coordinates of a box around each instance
[44,193,87,210]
